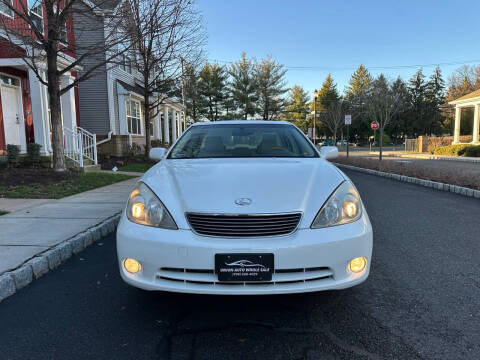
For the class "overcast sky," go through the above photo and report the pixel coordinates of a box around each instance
[198,0,480,98]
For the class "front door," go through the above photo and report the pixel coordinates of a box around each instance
[1,86,21,146]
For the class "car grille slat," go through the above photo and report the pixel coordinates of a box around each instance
[156,267,334,286]
[186,213,301,237]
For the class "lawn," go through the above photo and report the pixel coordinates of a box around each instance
[0,172,136,199]
[118,162,154,173]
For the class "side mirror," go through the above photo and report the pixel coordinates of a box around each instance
[320,146,338,160]
[149,147,167,161]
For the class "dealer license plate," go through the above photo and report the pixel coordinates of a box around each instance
[215,253,274,282]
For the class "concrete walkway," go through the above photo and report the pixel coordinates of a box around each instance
[0,199,55,213]
[0,177,138,276]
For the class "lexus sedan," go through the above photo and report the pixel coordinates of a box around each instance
[117,121,373,295]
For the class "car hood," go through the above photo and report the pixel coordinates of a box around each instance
[141,158,345,229]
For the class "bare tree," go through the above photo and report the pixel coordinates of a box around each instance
[119,0,205,157]
[0,0,129,171]
[366,74,408,160]
[320,100,347,143]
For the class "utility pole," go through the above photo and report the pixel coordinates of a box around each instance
[313,89,318,145]
[180,57,187,129]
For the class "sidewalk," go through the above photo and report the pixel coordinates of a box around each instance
[0,177,138,276]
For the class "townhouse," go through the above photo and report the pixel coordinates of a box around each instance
[0,0,79,155]
[74,0,185,158]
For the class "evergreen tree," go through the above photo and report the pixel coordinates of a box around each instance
[310,74,339,139]
[229,52,258,119]
[184,63,201,123]
[198,62,228,121]
[345,65,372,142]
[312,74,340,111]
[408,69,427,134]
[255,55,288,120]
[425,66,445,134]
[388,77,410,140]
[282,85,310,131]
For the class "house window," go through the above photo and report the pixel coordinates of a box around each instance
[29,0,44,34]
[126,99,142,135]
[120,54,132,74]
[0,74,20,87]
[0,0,14,17]
[59,22,67,43]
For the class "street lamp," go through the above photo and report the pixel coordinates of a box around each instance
[313,89,318,145]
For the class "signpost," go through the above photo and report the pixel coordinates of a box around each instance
[370,121,379,151]
[345,115,352,157]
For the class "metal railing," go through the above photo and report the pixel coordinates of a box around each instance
[64,126,97,168]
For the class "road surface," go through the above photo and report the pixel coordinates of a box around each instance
[1,170,479,360]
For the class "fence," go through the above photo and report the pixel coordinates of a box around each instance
[405,139,419,152]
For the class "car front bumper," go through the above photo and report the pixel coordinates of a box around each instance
[116,212,373,295]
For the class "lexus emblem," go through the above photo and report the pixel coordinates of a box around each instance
[235,198,252,206]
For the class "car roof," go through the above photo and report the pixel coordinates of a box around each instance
[191,120,294,126]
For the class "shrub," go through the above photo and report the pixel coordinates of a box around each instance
[27,143,42,167]
[464,145,480,157]
[127,143,143,158]
[6,144,20,167]
[432,144,471,156]
[151,139,170,148]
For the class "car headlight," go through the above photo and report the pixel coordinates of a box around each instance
[311,181,362,229]
[126,182,177,229]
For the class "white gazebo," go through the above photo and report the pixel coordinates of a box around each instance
[448,89,480,144]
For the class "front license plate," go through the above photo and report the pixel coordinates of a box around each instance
[215,253,274,282]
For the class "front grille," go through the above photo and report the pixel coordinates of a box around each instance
[157,267,333,286]
[186,213,302,237]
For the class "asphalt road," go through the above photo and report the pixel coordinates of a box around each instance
[1,170,479,360]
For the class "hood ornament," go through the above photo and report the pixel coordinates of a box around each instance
[235,198,252,206]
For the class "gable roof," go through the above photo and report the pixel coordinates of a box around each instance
[449,89,480,105]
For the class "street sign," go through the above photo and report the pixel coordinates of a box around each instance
[371,121,379,130]
[345,115,352,125]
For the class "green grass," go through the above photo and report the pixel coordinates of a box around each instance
[0,173,135,199]
[0,210,8,216]
[118,162,154,173]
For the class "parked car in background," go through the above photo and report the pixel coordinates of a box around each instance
[117,121,373,295]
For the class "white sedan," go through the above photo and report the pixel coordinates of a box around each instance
[117,121,373,295]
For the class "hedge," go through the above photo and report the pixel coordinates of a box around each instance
[432,144,472,156]
[464,145,480,157]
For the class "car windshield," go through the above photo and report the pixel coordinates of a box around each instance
[168,123,318,159]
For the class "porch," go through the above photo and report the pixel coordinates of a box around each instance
[449,89,480,145]
[0,58,78,156]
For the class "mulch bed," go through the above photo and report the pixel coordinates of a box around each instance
[0,167,78,187]
[335,156,480,190]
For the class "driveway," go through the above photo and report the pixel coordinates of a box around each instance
[0,170,478,359]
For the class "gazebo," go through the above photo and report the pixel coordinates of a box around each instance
[448,89,480,144]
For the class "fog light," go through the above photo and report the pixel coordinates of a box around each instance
[124,258,142,274]
[349,257,367,273]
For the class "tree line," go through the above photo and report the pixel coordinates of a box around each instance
[283,64,480,146]
[183,52,288,122]
[184,53,480,147]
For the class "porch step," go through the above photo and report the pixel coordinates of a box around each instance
[81,164,101,172]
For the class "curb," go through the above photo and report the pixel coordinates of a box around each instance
[391,153,480,163]
[0,213,121,303]
[335,163,480,199]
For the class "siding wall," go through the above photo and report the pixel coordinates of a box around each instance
[73,7,110,135]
